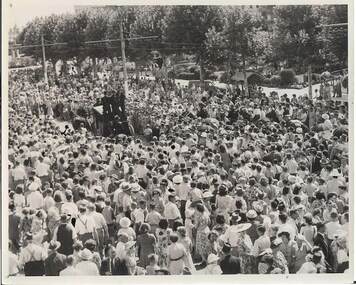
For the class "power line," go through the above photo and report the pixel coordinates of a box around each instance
[9,42,67,50]
[84,35,159,45]
[10,35,160,50]
[316,23,348,28]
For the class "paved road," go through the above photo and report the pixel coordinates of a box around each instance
[261,84,321,99]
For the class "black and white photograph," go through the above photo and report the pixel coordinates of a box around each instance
[2,0,354,283]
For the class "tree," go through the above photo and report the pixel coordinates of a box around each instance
[164,6,223,86]
[272,6,323,73]
[205,7,262,94]
[17,17,45,59]
[315,5,348,69]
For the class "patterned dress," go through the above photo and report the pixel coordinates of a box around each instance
[273,251,289,274]
[232,234,255,274]
[195,213,210,262]
[155,228,171,268]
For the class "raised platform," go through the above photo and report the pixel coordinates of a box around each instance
[330,95,348,102]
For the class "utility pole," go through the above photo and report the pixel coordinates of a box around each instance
[41,34,48,84]
[308,64,312,99]
[199,51,204,90]
[241,27,248,97]
[120,21,129,97]
[243,53,248,97]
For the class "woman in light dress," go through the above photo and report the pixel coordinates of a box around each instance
[177,226,195,273]
[167,233,188,275]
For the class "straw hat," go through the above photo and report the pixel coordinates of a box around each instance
[272,238,283,247]
[121,182,132,192]
[119,217,131,228]
[125,240,136,250]
[246,209,257,219]
[259,248,273,256]
[330,169,340,177]
[173,175,183,184]
[230,223,251,233]
[79,248,93,260]
[207,254,219,264]
[321,114,329,120]
[333,229,347,240]
[203,191,214,198]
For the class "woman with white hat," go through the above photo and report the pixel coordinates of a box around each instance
[76,248,99,275]
[117,217,136,241]
[221,214,254,274]
[177,226,195,273]
[167,233,188,275]
[201,254,222,275]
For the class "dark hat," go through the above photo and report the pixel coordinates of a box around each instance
[155,268,170,275]
[222,242,232,253]
[25,232,33,241]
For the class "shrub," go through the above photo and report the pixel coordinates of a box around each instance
[342,76,348,88]
[220,72,232,84]
[303,73,321,83]
[270,75,281,86]
[279,69,296,86]
[176,72,198,80]
[263,78,271,86]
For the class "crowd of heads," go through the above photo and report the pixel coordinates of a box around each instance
[7,64,349,276]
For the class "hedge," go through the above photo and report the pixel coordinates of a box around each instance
[279,69,296,86]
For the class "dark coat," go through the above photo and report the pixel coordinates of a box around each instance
[100,257,118,275]
[56,223,75,255]
[44,252,67,276]
[314,232,329,258]
[220,254,241,274]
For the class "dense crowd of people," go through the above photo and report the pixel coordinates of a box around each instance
[7,63,349,277]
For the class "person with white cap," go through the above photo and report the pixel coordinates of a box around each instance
[221,214,254,274]
[164,195,181,228]
[330,231,349,273]
[19,232,47,276]
[201,254,222,275]
[26,186,44,210]
[325,209,342,241]
[326,169,342,196]
[44,240,66,276]
[167,233,188,275]
[117,217,136,241]
[76,248,99,275]
[75,204,97,244]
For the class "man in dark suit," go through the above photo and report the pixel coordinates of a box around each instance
[313,222,329,259]
[219,243,241,274]
[44,241,67,276]
[53,213,76,256]
[100,245,117,275]
[9,201,21,251]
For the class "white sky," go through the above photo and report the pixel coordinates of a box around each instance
[8,0,75,29]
